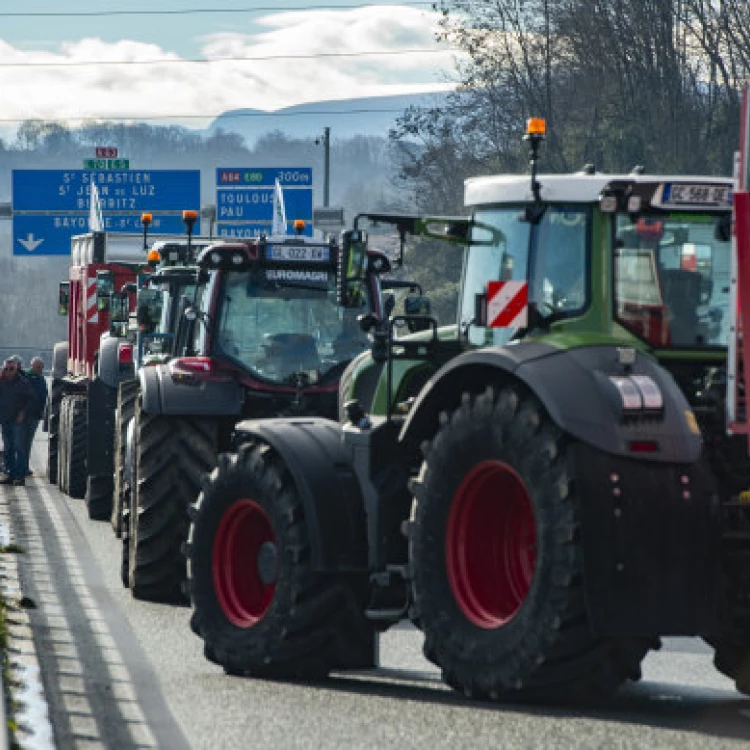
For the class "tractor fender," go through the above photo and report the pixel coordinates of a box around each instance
[232,417,369,573]
[139,363,244,417]
[97,334,134,389]
[399,343,702,464]
[51,341,68,380]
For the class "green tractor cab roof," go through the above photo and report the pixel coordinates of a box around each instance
[466,172,732,211]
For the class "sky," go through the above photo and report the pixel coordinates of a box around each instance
[0,0,462,132]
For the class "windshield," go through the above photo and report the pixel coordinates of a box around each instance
[212,269,369,384]
[461,205,590,346]
[613,213,730,348]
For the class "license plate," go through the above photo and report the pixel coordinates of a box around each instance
[664,183,732,206]
[266,244,330,262]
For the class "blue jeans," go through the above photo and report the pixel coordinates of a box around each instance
[2,422,29,480]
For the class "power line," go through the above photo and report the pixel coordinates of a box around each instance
[0,47,455,69]
[0,3,435,18]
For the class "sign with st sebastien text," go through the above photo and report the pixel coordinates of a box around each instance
[216,167,313,238]
[12,169,201,255]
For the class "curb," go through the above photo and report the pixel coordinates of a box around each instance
[0,482,56,750]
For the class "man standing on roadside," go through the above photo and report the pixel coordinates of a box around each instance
[0,358,34,486]
[24,357,48,477]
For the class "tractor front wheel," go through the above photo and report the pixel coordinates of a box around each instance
[186,441,374,678]
[407,385,652,700]
[112,379,139,536]
[128,399,217,603]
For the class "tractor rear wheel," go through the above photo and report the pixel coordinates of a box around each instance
[128,398,217,603]
[86,475,113,520]
[58,395,87,498]
[407,385,653,701]
[186,441,374,678]
[112,379,139,536]
[707,499,750,695]
[47,378,63,484]
[57,396,71,492]
[120,419,136,589]
[67,395,88,500]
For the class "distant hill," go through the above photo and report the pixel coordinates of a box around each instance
[208,92,451,145]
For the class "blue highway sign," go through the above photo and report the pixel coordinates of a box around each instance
[13,169,201,212]
[13,214,200,256]
[12,169,201,255]
[216,167,313,237]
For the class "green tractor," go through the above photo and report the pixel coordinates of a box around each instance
[185,119,746,698]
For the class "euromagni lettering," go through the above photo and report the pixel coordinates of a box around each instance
[266,270,329,282]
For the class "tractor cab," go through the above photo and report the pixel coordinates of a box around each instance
[168,231,389,419]
[462,174,732,353]
[134,265,209,366]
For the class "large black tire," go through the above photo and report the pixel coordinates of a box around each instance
[407,385,654,701]
[112,379,139,536]
[120,419,136,589]
[57,396,71,492]
[47,379,64,484]
[696,427,750,695]
[86,475,113,520]
[67,395,88,500]
[128,399,218,603]
[707,499,750,695]
[186,442,375,678]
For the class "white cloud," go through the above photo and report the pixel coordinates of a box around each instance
[0,6,461,128]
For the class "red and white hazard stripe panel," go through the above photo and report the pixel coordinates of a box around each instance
[486,281,528,328]
[87,278,99,324]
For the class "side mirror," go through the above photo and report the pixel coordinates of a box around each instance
[337,230,368,307]
[96,269,114,311]
[404,295,431,316]
[474,292,488,327]
[58,282,69,317]
[404,295,433,333]
[109,292,130,336]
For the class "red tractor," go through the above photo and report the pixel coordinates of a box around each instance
[49,214,212,520]
[121,224,398,604]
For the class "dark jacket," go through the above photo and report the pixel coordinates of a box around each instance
[25,373,48,421]
[0,375,34,424]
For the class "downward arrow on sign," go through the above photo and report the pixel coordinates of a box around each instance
[18,233,44,252]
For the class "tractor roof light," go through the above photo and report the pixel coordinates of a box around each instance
[183,209,198,232]
[147,249,161,266]
[294,219,306,235]
[525,117,547,138]
[141,213,153,227]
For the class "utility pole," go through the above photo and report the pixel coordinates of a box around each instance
[323,126,330,207]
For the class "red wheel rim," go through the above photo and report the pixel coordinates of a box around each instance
[446,460,537,629]
[213,499,277,627]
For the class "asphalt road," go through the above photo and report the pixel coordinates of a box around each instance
[7,437,750,749]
